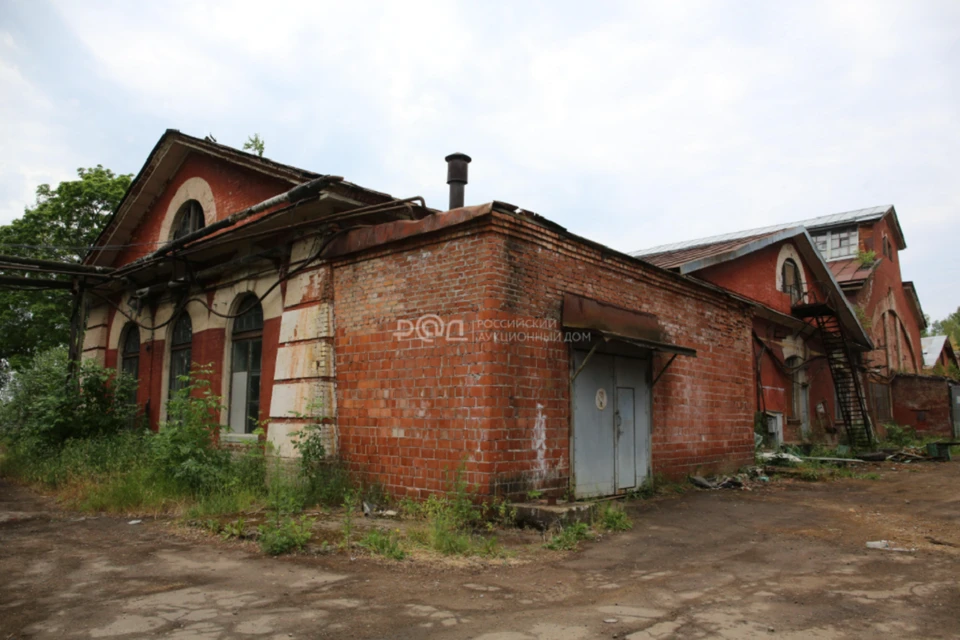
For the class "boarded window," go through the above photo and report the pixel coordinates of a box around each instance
[870,382,892,423]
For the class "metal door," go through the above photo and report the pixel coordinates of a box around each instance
[573,350,650,498]
[616,388,636,490]
[952,385,960,440]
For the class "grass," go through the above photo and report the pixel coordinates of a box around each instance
[544,522,593,550]
[596,502,632,531]
[258,515,315,555]
[359,529,406,560]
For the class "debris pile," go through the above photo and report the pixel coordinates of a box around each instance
[689,473,759,491]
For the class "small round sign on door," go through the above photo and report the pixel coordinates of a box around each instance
[595,388,608,411]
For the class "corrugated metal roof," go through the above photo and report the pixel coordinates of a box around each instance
[641,231,781,269]
[921,335,948,368]
[633,205,894,257]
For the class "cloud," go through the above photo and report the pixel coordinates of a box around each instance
[5,0,959,317]
[0,31,79,222]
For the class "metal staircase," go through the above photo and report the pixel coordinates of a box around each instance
[792,296,874,450]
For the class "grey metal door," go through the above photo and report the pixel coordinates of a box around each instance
[952,385,960,440]
[616,388,636,490]
[573,350,650,498]
[573,352,616,497]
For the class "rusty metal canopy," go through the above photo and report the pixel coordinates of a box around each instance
[593,330,697,358]
[562,293,696,357]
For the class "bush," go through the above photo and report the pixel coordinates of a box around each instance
[0,352,275,515]
[596,502,632,531]
[359,528,406,560]
[0,347,139,456]
[258,515,314,555]
[148,370,232,495]
[544,522,593,551]
[882,423,918,448]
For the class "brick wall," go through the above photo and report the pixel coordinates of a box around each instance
[112,154,292,267]
[696,240,824,315]
[333,211,756,499]
[853,217,924,375]
[891,374,956,437]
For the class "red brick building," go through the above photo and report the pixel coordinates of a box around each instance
[636,206,933,444]
[637,228,873,447]
[82,131,761,499]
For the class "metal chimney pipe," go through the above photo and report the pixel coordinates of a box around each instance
[445,153,471,210]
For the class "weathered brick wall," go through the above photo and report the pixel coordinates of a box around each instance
[752,317,838,444]
[112,154,292,267]
[334,212,756,498]
[334,222,499,496]
[854,217,924,375]
[488,215,755,486]
[696,240,824,315]
[891,374,956,437]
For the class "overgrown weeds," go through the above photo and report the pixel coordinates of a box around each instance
[596,502,632,531]
[544,522,593,550]
[359,528,406,560]
[0,348,357,556]
[258,515,315,555]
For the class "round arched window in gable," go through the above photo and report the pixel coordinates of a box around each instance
[229,295,264,434]
[169,312,193,395]
[171,199,205,240]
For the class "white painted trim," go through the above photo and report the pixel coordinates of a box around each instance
[775,243,808,298]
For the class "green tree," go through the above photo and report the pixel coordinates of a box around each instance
[0,166,132,376]
[243,133,265,157]
[928,306,960,350]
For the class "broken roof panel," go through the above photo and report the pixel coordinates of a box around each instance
[921,335,948,368]
[828,257,878,285]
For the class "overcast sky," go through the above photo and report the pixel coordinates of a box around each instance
[1,1,957,319]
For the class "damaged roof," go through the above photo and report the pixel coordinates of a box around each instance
[634,204,902,258]
[637,226,873,349]
[921,335,949,368]
[641,231,780,270]
[828,257,879,286]
[85,129,401,267]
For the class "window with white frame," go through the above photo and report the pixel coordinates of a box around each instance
[812,227,858,261]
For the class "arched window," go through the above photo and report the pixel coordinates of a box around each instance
[229,296,263,434]
[781,259,802,305]
[120,323,140,405]
[169,312,193,396]
[171,200,204,240]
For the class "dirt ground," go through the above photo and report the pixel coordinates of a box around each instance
[2,463,960,640]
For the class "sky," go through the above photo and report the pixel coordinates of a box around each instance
[0,0,957,319]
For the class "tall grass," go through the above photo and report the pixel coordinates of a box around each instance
[0,349,353,521]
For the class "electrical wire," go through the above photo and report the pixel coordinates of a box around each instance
[93,225,353,331]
